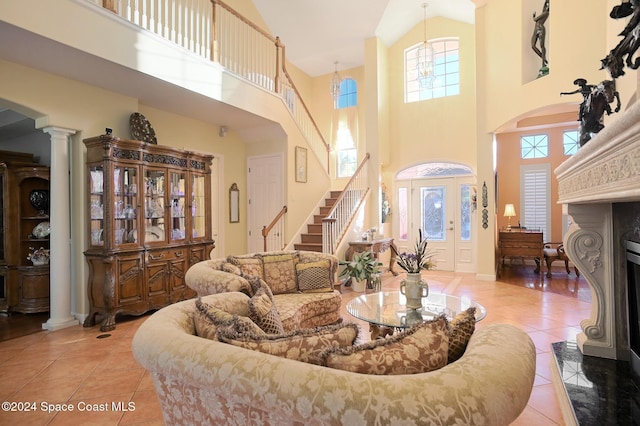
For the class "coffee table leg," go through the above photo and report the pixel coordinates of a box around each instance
[369,324,394,340]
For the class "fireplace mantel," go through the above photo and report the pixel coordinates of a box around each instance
[555,98,640,359]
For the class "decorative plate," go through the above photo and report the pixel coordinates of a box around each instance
[129,112,158,144]
[32,221,51,239]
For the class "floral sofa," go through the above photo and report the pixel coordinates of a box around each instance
[132,292,537,425]
[185,250,342,330]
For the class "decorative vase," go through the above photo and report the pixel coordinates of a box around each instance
[352,277,367,293]
[29,189,50,216]
[400,272,429,310]
[27,247,50,265]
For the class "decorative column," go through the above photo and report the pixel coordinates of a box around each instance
[42,126,79,331]
[564,203,617,359]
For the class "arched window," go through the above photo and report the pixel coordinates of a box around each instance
[337,78,357,109]
[405,38,460,103]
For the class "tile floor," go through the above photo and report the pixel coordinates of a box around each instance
[0,265,589,425]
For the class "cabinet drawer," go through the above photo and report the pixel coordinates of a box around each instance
[147,249,187,262]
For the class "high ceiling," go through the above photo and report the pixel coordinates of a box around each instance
[253,0,476,77]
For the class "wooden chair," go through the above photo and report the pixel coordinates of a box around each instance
[543,242,580,278]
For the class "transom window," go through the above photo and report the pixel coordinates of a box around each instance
[405,38,460,103]
[521,134,549,159]
[563,130,579,155]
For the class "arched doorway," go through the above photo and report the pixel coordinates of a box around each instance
[395,162,476,272]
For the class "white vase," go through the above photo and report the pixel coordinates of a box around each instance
[400,272,428,310]
[352,277,367,292]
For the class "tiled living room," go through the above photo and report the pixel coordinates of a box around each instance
[0,265,590,425]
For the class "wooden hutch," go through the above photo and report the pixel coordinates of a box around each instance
[83,134,214,331]
[0,150,51,314]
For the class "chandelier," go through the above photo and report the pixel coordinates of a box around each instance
[330,61,342,103]
[416,3,435,88]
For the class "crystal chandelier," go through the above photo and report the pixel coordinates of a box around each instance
[330,61,342,103]
[416,3,435,88]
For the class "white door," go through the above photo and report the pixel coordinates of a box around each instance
[399,177,475,272]
[247,154,283,252]
[411,179,456,271]
[209,156,221,258]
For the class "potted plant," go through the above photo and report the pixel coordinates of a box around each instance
[339,251,383,292]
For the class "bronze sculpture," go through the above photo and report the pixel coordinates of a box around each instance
[561,79,620,146]
[601,0,640,78]
[531,0,550,77]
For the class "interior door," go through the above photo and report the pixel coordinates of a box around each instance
[247,154,283,253]
[411,179,456,271]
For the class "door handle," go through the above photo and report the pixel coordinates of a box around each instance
[448,227,454,231]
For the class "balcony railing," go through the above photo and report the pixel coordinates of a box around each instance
[93,0,329,173]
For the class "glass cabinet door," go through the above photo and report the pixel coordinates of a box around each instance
[89,165,105,247]
[114,166,139,246]
[0,170,5,261]
[144,169,166,244]
[191,173,206,239]
[170,171,186,241]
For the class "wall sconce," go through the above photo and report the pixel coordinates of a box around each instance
[503,203,516,231]
[219,126,227,137]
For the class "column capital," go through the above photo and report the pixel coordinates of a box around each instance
[42,126,77,138]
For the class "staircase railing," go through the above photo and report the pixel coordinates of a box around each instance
[262,205,287,251]
[322,154,370,254]
[94,0,330,173]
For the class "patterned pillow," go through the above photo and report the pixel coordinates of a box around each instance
[227,255,264,280]
[259,253,299,294]
[217,323,360,365]
[194,297,265,340]
[296,260,334,293]
[248,284,284,334]
[322,316,450,375]
[448,307,477,363]
[222,262,243,276]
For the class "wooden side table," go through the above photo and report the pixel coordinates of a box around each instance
[345,238,398,276]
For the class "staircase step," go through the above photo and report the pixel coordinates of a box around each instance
[319,206,332,215]
[307,224,322,233]
[313,214,326,224]
[330,190,342,198]
[301,233,322,244]
[294,243,323,252]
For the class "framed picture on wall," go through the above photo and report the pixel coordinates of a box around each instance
[295,146,307,183]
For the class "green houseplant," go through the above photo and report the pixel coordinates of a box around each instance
[339,251,383,292]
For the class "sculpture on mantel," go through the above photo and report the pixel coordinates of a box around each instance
[601,0,640,78]
[561,78,621,146]
[531,0,550,77]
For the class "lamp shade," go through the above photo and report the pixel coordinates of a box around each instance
[503,204,516,217]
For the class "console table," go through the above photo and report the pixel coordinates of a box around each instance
[346,238,398,275]
[498,230,544,276]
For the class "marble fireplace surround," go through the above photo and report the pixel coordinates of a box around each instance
[556,97,640,361]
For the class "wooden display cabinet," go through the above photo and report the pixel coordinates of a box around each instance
[0,150,51,314]
[83,134,214,331]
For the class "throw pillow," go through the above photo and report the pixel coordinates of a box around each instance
[217,323,360,365]
[259,253,299,294]
[248,284,284,334]
[227,254,264,280]
[296,260,334,293]
[322,316,450,375]
[194,297,265,340]
[448,307,477,363]
[222,262,243,276]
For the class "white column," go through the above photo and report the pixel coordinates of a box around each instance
[42,126,79,331]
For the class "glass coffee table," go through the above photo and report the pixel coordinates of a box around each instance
[346,291,487,339]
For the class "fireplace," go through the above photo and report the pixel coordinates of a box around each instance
[628,240,640,385]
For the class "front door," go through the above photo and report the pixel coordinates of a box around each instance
[397,176,475,272]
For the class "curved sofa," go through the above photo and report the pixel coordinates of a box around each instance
[185,250,342,330]
[132,293,537,426]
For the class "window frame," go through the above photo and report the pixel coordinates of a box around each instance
[405,37,460,103]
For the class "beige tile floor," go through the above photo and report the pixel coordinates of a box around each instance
[0,267,588,425]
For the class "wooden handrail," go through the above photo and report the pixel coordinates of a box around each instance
[323,153,370,221]
[212,0,277,42]
[262,205,287,251]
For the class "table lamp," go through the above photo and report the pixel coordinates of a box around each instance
[503,204,516,231]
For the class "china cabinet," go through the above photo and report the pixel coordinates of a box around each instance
[0,150,51,314]
[83,134,214,331]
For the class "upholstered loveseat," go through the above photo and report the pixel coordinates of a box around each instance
[185,250,342,330]
[132,292,537,425]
